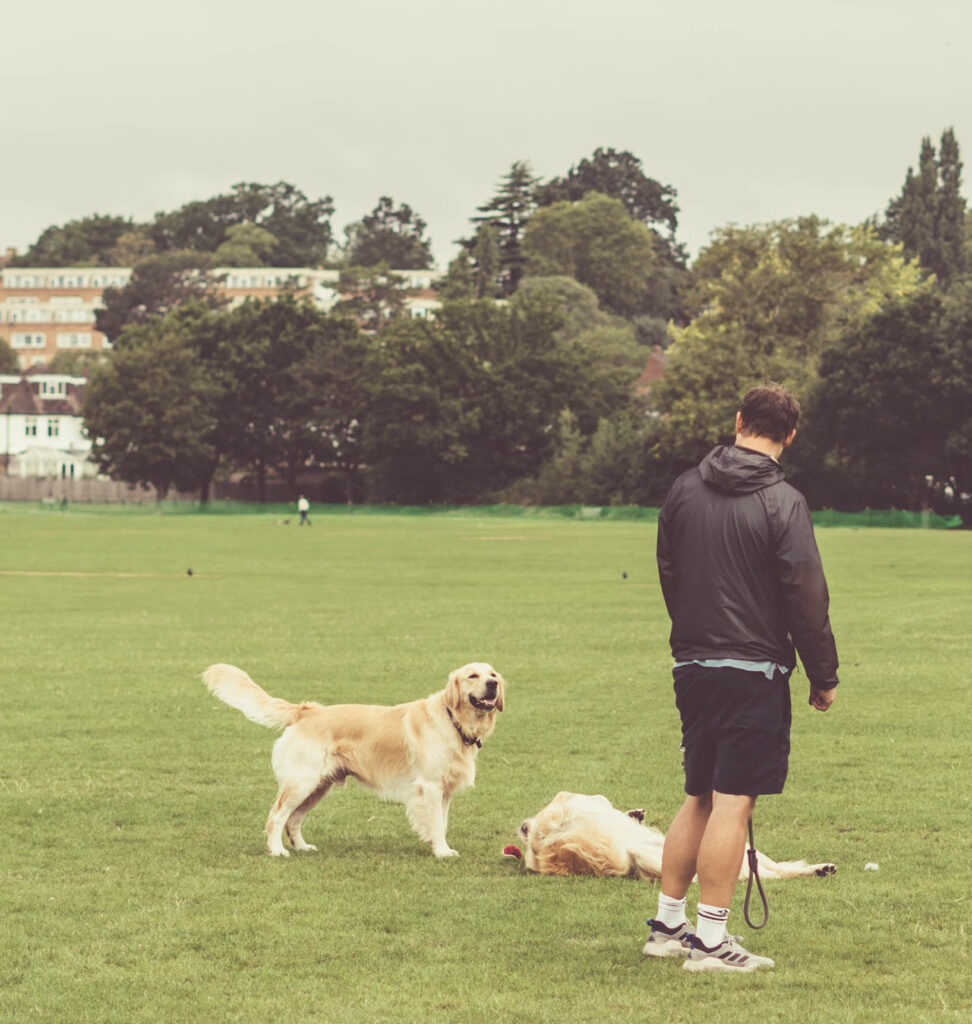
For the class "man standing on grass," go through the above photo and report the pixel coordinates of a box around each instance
[297,494,311,526]
[645,383,839,973]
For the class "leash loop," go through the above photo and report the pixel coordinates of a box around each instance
[743,818,769,929]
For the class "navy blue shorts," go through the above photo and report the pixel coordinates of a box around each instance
[673,663,792,797]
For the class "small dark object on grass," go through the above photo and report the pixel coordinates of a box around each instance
[187,568,193,577]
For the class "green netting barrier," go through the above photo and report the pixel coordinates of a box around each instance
[5,499,963,528]
[809,507,962,529]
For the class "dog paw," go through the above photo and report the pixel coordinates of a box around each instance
[295,843,318,853]
[815,863,837,876]
[434,847,460,858]
[268,847,290,858]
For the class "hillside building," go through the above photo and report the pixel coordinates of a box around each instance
[0,261,442,369]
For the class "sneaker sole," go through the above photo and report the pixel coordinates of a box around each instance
[683,956,772,973]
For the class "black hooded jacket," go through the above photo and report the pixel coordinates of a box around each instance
[656,445,839,689]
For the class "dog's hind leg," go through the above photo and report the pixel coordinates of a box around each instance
[266,781,319,857]
[285,777,340,852]
[266,735,335,857]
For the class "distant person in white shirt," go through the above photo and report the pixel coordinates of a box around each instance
[297,495,311,526]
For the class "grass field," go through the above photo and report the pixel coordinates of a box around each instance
[0,504,969,1023]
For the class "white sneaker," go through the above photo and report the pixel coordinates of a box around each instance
[643,919,694,958]
[683,936,775,972]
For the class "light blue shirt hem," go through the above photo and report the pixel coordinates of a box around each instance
[673,658,789,681]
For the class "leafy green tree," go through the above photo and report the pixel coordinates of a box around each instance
[521,193,658,318]
[513,276,613,341]
[95,251,226,341]
[286,319,374,503]
[510,277,644,429]
[212,295,345,499]
[11,215,137,267]
[149,182,334,266]
[500,407,665,506]
[534,147,690,319]
[535,147,681,239]
[345,197,433,269]
[652,217,925,468]
[881,127,967,285]
[809,287,972,507]
[214,223,278,266]
[363,313,486,502]
[0,339,19,374]
[332,264,409,331]
[48,350,108,376]
[83,309,220,500]
[470,161,538,294]
[364,292,645,503]
[107,230,156,266]
[439,250,475,300]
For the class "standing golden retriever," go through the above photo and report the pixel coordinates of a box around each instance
[517,792,836,880]
[203,662,505,858]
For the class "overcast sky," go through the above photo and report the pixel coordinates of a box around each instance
[2,0,969,268]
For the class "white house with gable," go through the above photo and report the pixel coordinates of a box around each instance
[0,366,95,478]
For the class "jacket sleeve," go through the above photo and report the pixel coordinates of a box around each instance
[774,497,840,689]
[656,490,677,621]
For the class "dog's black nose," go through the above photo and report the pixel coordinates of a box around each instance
[484,679,498,696]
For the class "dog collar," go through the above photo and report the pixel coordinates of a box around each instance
[447,707,482,748]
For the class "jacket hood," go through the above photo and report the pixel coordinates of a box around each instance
[698,445,785,495]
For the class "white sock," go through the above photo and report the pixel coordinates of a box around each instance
[655,892,688,928]
[696,903,730,948]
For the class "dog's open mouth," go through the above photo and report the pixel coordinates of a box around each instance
[469,695,496,711]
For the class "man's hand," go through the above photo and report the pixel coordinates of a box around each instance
[809,686,836,712]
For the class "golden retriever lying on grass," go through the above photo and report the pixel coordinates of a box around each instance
[515,792,836,880]
[203,662,505,858]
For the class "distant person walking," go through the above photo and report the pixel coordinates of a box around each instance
[297,495,311,526]
[644,383,840,973]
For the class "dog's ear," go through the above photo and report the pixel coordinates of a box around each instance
[446,669,463,709]
[495,673,506,712]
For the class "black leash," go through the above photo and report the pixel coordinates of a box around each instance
[743,818,769,929]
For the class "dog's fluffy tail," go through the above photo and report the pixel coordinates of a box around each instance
[202,663,301,730]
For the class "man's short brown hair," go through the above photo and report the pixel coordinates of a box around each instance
[738,383,800,443]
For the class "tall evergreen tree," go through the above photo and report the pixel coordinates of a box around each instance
[937,128,966,281]
[472,224,500,299]
[469,161,538,294]
[882,128,967,284]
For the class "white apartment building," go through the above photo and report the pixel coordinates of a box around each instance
[0,267,129,368]
[0,264,441,368]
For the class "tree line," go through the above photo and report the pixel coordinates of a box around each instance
[10,135,972,510]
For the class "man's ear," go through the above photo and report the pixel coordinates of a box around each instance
[782,428,797,448]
